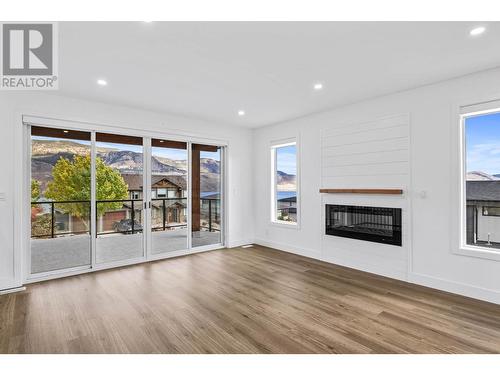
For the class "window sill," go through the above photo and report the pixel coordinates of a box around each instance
[453,245,500,262]
[270,221,300,230]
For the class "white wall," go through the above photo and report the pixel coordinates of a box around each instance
[0,92,254,290]
[253,67,500,304]
[3,68,500,305]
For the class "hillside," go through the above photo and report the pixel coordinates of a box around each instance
[31,139,295,194]
[467,171,500,181]
[276,170,296,191]
[32,140,115,156]
[31,139,221,193]
[154,156,219,174]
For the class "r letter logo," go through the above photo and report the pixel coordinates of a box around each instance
[1,23,58,90]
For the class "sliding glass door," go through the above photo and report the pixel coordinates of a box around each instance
[191,144,223,247]
[28,124,224,278]
[95,133,145,264]
[30,126,92,274]
[150,139,188,254]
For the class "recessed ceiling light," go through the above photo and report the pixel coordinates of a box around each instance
[63,130,69,133]
[470,26,486,36]
[159,140,164,143]
[238,110,245,116]
[314,83,323,90]
[97,79,107,86]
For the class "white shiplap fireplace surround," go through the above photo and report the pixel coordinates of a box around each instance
[320,114,411,281]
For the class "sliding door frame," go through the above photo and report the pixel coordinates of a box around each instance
[90,131,97,268]
[21,114,227,284]
[144,137,152,259]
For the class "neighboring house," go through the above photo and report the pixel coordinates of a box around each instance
[121,174,188,230]
[277,196,297,222]
[31,203,88,238]
[120,174,187,200]
[466,180,500,245]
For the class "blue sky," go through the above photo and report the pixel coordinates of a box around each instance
[466,112,500,175]
[276,145,296,175]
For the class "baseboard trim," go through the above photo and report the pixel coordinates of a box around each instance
[322,255,407,282]
[255,239,500,305]
[227,239,254,248]
[408,272,500,305]
[0,286,26,295]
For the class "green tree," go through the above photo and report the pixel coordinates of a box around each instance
[45,155,128,219]
[31,179,40,201]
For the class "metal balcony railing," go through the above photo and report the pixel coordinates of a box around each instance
[31,197,220,238]
[200,198,220,232]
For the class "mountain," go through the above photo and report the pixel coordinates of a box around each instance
[100,150,144,170]
[201,158,220,174]
[32,139,115,156]
[96,150,187,175]
[155,156,187,172]
[31,139,221,193]
[154,157,219,174]
[151,157,186,175]
[467,171,500,181]
[200,173,221,192]
[277,170,296,191]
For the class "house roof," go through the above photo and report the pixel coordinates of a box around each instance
[121,174,143,191]
[158,175,187,190]
[121,173,187,191]
[466,181,500,201]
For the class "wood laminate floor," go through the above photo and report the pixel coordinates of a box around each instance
[1,245,500,353]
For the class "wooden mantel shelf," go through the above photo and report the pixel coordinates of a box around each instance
[319,188,403,195]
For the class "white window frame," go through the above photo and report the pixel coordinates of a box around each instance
[270,139,300,228]
[455,101,500,261]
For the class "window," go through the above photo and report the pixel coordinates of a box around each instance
[167,188,177,198]
[271,141,298,225]
[482,207,500,217]
[463,108,500,250]
[157,188,167,198]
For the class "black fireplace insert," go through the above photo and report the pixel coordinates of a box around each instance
[325,204,402,246]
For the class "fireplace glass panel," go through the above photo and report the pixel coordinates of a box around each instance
[325,205,402,246]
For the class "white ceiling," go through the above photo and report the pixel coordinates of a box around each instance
[58,22,500,128]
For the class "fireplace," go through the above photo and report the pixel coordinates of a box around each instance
[325,205,402,246]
